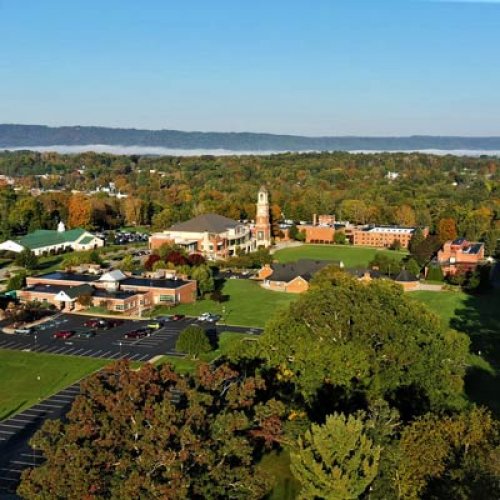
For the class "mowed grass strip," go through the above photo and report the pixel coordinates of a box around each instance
[0,350,108,420]
[274,244,407,267]
[168,279,298,327]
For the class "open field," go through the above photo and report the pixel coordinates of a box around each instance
[411,290,500,416]
[0,351,107,420]
[157,332,257,373]
[274,244,407,268]
[165,279,297,327]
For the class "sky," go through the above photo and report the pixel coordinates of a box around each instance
[0,0,499,136]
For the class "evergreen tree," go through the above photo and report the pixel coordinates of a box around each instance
[291,413,380,500]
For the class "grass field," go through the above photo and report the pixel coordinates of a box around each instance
[0,351,107,420]
[274,244,407,268]
[159,279,297,327]
[411,290,500,416]
[157,331,258,374]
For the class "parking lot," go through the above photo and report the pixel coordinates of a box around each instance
[0,381,81,495]
[0,314,262,363]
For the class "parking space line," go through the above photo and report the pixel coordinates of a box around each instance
[45,398,72,405]
[0,429,15,434]
[93,350,103,356]
[0,476,19,482]
[80,349,93,356]
[0,468,23,473]
[12,460,40,466]
[128,353,141,360]
[0,423,26,429]
[35,403,61,409]
[7,417,35,423]
[100,350,112,358]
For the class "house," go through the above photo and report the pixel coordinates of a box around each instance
[149,187,271,260]
[17,270,197,314]
[352,225,428,249]
[0,222,104,256]
[435,238,485,276]
[258,259,343,293]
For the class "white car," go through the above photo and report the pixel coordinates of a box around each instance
[197,313,211,321]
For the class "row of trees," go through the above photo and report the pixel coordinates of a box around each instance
[0,151,498,245]
[18,268,500,498]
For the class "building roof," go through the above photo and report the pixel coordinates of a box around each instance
[346,268,384,279]
[122,277,190,289]
[17,229,87,250]
[267,259,339,283]
[169,214,240,233]
[39,272,99,283]
[61,284,94,299]
[99,270,127,282]
[79,235,94,245]
[394,269,419,283]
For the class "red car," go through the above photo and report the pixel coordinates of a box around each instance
[171,314,185,321]
[84,318,106,328]
[124,329,149,339]
[107,319,124,328]
[53,330,74,340]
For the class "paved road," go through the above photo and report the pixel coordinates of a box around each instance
[0,314,262,362]
[0,382,82,496]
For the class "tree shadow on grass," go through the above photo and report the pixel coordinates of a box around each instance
[450,290,500,417]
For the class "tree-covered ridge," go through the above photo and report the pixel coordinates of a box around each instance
[0,151,498,246]
[2,124,500,150]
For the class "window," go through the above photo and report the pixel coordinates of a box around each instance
[159,294,174,302]
[115,304,125,311]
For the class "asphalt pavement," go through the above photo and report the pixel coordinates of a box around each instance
[0,314,262,362]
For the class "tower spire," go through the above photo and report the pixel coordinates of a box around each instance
[255,186,271,248]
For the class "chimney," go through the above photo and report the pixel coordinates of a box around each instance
[313,214,317,226]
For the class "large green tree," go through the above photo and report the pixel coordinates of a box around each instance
[291,412,381,500]
[258,271,469,415]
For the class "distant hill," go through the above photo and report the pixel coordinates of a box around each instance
[1,124,500,152]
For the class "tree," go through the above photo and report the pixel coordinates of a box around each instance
[77,294,93,308]
[188,253,206,266]
[67,193,93,229]
[151,207,174,231]
[15,248,38,270]
[144,253,161,271]
[426,264,444,282]
[6,271,26,291]
[437,218,458,243]
[288,224,300,240]
[120,254,135,272]
[291,413,381,500]
[190,265,215,295]
[176,325,212,359]
[408,227,425,255]
[258,273,469,415]
[393,407,500,500]
[334,231,347,245]
[405,258,421,277]
[369,252,402,276]
[394,204,416,227]
[18,361,284,499]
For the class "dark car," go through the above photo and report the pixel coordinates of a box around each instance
[77,330,96,339]
[171,314,185,321]
[53,330,74,340]
[107,319,124,328]
[124,329,149,339]
[84,318,105,328]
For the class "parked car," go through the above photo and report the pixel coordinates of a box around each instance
[53,330,74,340]
[107,319,125,328]
[15,327,35,335]
[147,320,164,330]
[84,318,106,328]
[171,314,185,321]
[197,313,220,322]
[124,329,150,339]
[77,330,96,338]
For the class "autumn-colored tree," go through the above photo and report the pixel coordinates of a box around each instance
[144,253,161,271]
[18,361,285,499]
[437,217,458,243]
[394,204,416,227]
[67,193,93,229]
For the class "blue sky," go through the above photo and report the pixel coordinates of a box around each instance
[0,0,499,135]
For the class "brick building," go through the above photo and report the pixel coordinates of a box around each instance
[258,259,343,293]
[149,187,271,260]
[352,225,428,249]
[436,238,485,275]
[18,270,197,314]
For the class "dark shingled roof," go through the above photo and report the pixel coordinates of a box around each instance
[169,214,239,233]
[394,269,419,282]
[268,259,339,283]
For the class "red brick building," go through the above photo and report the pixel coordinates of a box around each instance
[436,238,485,276]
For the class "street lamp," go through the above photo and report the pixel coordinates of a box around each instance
[34,334,37,352]
[119,341,122,358]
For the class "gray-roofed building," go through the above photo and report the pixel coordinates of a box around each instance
[149,189,271,260]
[258,259,343,293]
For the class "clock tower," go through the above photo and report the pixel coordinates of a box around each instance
[255,186,271,248]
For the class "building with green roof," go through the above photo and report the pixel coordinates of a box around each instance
[0,221,104,256]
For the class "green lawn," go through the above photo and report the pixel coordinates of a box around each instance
[0,350,108,420]
[274,244,407,268]
[411,290,500,416]
[156,332,259,374]
[157,279,298,327]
